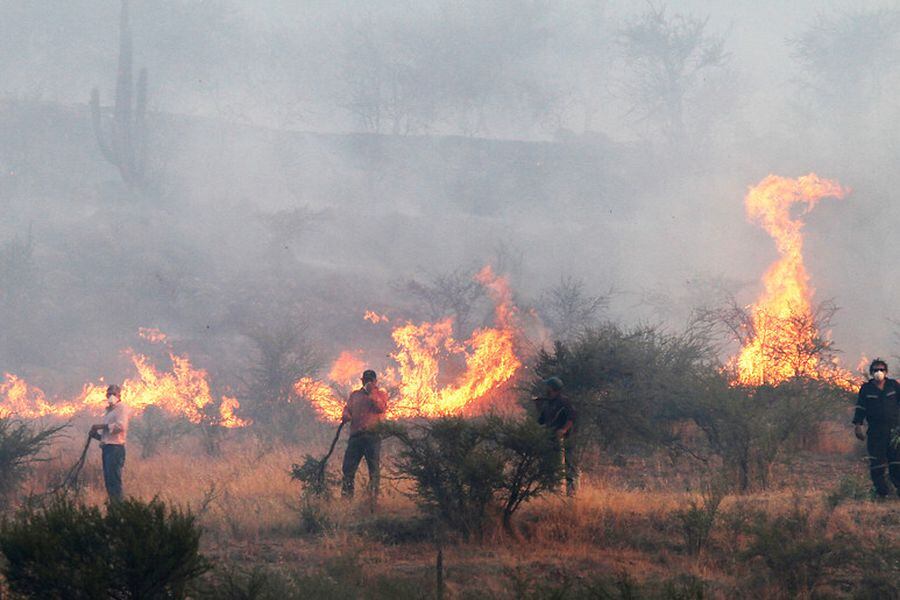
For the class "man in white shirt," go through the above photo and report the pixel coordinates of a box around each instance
[90,384,130,501]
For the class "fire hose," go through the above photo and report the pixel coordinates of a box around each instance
[49,433,94,494]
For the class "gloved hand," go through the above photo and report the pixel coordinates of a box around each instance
[854,424,866,441]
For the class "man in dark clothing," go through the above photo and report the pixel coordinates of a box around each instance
[853,358,900,498]
[533,376,578,496]
[341,369,388,499]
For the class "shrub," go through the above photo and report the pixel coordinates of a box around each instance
[387,416,561,539]
[670,374,847,492]
[825,472,873,509]
[130,406,192,458]
[0,495,209,599]
[675,483,725,556]
[743,503,851,597]
[0,417,66,502]
[532,323,713,451]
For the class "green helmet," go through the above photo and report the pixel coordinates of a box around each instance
[543,377,564,391]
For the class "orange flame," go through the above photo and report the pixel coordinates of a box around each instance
[138,327,168,344]
[734,174,853,387]
[218,396,252,428]
[1,336,250,427]
[300,266,522,421]
[0,374,79,419]
[364,311,390,324]
[327,350,367,387]
[294,377,344,421]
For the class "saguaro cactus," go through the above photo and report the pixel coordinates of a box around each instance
[90,0,147,190]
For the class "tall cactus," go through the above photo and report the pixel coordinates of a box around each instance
[91,0,147,190]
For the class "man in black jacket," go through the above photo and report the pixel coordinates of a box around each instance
[853,358,900,498]
[533,376,578,496]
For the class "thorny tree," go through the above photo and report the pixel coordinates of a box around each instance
[619,3,730,145]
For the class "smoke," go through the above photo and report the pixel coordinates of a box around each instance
[2,0,900,402]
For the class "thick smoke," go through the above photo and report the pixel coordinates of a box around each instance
[2,0,900,398]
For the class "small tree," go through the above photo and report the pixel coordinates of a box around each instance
[0,417,66,502]
[679,374,845,492]
[394,267,486,335]
[790,8,900,124]
[533,321,715,450]
[619,3,730,145]
[130,406,192,458]
[242,317,320,442]
[537,276,609,342]
[388,416,561,540]
[0,496,209,599]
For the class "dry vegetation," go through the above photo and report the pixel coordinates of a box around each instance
[3,417,893,599]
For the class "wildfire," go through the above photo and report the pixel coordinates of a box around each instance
[734,174,852,387]
[298,266,522,422]
[138,327,168,344]
[364,311,390,324]
[1,335,250,427]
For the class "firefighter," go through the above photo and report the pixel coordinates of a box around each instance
[341,369,388,500]
[89,384,130,502]
[533,376,578,496]
[853,358,900,498]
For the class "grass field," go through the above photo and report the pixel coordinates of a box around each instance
[7,419,896,599]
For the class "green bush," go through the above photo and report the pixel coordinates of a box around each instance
[743,503,851,597]
[675,484,724,556]
[532,323,712,450]
[0,417,66,502]
[825,473,873,509]
[0,495,209,599]
[387,416,562,540]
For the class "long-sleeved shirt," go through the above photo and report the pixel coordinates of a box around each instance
[535,395,577,437]
[101,401,130,445]
[853,378,900,430]
[342,387,387,435]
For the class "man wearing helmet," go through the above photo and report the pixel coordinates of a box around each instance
[341,369,388,500]
[533,376,578,496]
[853,359,900,499]
[90,384,130,501]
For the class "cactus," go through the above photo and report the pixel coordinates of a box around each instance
[90,0,147,191]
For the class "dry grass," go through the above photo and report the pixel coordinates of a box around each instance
[5,420,897,599]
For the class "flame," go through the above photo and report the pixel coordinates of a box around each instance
[218,396,252,428]
[364,311,390,324]
[138,327,168,344]
[734,174,853,387]
[294,377,344,421]
[300,266,522,421]
[0,374,79,419]
[327,350,367,386]
[1,336,250,427]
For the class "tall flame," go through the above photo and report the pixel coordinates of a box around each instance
[297,266,522,421]
[735,174,849,386]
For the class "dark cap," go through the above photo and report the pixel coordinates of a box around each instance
[106,384,122,397]
[543,376,564,391]
[362,370,377,383]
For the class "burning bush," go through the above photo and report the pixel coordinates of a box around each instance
[387,415,562,540]
[0,496,209,599]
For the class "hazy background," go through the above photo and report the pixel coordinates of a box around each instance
[2,0,899,397]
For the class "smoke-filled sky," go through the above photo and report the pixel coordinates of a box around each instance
[2,0,900,390]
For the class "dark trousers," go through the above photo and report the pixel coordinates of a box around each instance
[867,428,900,496]
[101,444,126,501]
[342,432,381,498]
[562,435,578,496]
